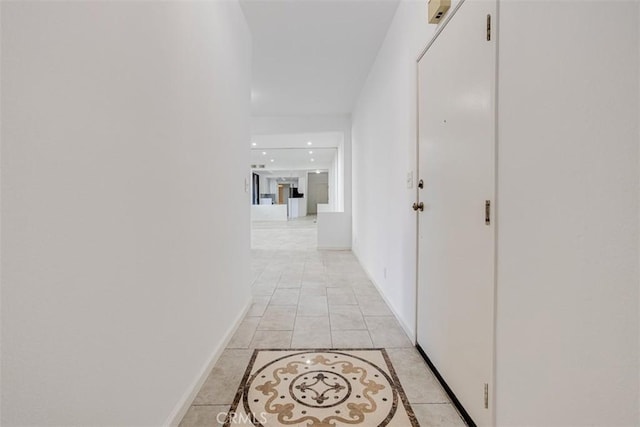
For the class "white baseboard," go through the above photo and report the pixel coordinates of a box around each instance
[165,297,252,426]
[351,251,417,345]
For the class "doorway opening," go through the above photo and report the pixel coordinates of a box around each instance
[249,132,344,224]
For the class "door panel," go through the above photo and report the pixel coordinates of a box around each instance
[417,1,496,425]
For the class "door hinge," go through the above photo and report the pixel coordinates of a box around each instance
[485,200,491,225]
[486,14,491,41]
[484,383,489,409]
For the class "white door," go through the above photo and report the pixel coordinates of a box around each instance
[416,1,496,425]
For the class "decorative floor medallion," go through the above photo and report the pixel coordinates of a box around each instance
[224,349,419,427]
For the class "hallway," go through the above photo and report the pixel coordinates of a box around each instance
[179,219,465,426]
[2,1,638,425]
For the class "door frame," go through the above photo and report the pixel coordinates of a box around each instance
[252,172,260,205]
[413,1,498,425]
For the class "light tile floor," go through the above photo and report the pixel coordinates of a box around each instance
[179,216,466,427]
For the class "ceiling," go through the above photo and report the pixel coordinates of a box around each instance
[251,131,342,149]
[240,0,400,115]
[250,131,340,172]
[251,147,336,171]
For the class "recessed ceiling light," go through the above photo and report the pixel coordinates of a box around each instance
[307,141,312,146]
[309,151,313,154]
[315,170,320,174]
[310,158,315,162]
[262,151,267,155]
[251,142,257,146]
[270,159,274,162]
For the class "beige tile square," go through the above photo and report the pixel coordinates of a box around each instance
[299,285,327,296]
[364,316,412,347]
[302,272,325,281]
[227,316,260,349]
[329,305,366,330]
[179,405,229,427]
[291,316,332,348]
[327,287,358,305]
[280,271,303,282]
[351,283,380,296]
[250,330,292,349]
[192,350,252,405]
[250,283,276,296]
[257,305,297,330]
[331,330,373,348]
[258,274,281,283]
[302,267,327,282]
[386,348,450,403]
[269,288,300,305]
[247,296,270,317]
[301,278,327,288]
[412,404,466,426]
[324,276,352,287]
[356,294,392,316]
[277,278,302,288]
[297,295,328,316]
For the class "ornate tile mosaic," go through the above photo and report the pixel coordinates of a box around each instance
[224,348,419,427]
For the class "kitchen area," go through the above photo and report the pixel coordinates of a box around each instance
[251,171,329,221]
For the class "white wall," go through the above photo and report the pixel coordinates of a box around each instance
[329,153,337,210]
[299,175,307,195]
[495,2,639,425]
[352,0,438,338]
[268,178,278,195]
[318,212,352,250]
[337,135,345,212]
[1,2,251,425]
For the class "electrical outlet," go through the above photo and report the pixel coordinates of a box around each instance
[383,267,387,279]
[406,171,413,189]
